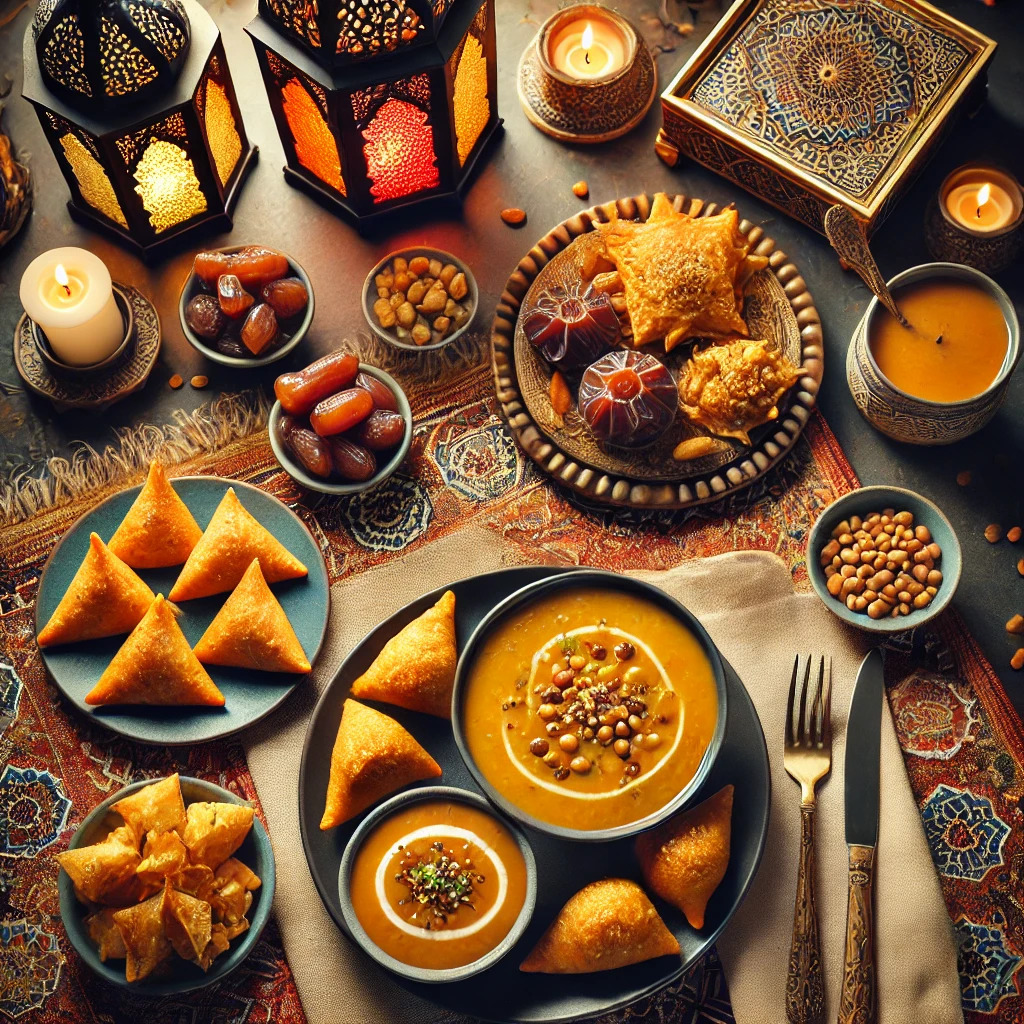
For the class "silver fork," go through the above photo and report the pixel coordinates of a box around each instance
[783,655,833,1024]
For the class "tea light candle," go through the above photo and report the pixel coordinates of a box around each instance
[548,6,628,81]
[19,247,124,367]
[940,166,1023,236]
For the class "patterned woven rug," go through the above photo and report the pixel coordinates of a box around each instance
[1,353,1021,1022]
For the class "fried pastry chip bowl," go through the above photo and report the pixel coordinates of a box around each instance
[58,775,274,993]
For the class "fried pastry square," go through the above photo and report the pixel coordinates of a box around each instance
[193,559,310,674]
[85,908,127,961]
[196,922,231,971]
[137,830,189,886]
[107,463,203,569]
[209,857,260,926]
[635,784,734,930]
[594,193,750,350]
[180,801,255,870]
[37,533,155,648]
[520,878,680,974]
[113,893,173,982]
[161,880,213,962]
[171,862,216,901]
[678,338,803,443]
[320,699,442,830]
[113,774,187,838]
[56,825,142,906]
[169,487,307,602]
[350,590,456,718]
[84,595,225,707]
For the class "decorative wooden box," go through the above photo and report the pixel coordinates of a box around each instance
[656,0,996,236]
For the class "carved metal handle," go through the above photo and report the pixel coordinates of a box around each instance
[823,205,909,328]
[838,844,876,1024]
[787,805,825,1024]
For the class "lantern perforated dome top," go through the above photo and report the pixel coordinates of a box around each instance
[33,0,191,111]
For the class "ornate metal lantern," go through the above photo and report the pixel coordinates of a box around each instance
[23,0,257,260]
[246,0,501,225]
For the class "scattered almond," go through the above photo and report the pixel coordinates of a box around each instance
[169,374,184,390]
[956,470,972,486]
[1007,526,1022,543]
[984,523,1002,543]
[1012,648,1024,671]
[1008,614,1024,635]
[572,180,589,199]
[673,436,721,461]
[1019,558,1024,577]
[501,207,527,226]
[549,371,572,416]
[190,375,209,389]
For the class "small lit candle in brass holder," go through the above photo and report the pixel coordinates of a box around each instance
[518,4,656,143]
[925,164,1024,273]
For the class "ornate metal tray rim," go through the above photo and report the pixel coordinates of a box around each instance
[491,193,825,510]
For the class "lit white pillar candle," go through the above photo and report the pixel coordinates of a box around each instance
[19,247,124,366]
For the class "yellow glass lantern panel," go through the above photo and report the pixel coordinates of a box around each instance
[204,80,242,186]
[59,133,128,228]
[282,79,346,196]
[100,15,159,99]
[362,99,440,203]
[452,33,489,166]
[133,140,208,233]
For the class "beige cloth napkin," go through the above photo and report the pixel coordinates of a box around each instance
[243,535,962,1024]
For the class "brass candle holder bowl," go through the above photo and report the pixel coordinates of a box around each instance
[847,263,1020,445]
[925,165,1024,273]
[517,5,656,143]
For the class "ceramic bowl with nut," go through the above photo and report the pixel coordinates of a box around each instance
[362,247,477,351]
[807,485,962,634]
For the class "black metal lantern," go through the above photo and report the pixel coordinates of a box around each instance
[246,0,501,226]
[23,0,257,261]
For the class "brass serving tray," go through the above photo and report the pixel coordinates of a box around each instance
[657,0,996,236]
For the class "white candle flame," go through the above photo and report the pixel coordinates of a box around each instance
[582,22,593,51]
[55,264,69,288]
[976,182,991,218]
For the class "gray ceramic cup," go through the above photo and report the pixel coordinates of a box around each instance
[847,262,1020,445]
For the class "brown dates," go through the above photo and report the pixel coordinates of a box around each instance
[261,277,308,319]
[355,371,398,412]
[275,351,359,416]
[355,410,406,451]
[310,387,374,436]
[217,274,254,319]
[278,415,332,479]
[328,437,377,482]
[240,303,278,356]
[184,294,226,341]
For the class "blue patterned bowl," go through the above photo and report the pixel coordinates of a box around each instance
[58,776,274,994]
[847,263,1020,445]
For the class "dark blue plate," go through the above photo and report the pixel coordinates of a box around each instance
[35,476,329,745]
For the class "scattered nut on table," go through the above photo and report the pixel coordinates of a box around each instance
[1008,614,1024,635]
[372,255,471,346]
[1007,526,1022,543]
[985,523,1002,543]
[820,508,942,620]
[501,207,527,226]
[190,375,208,389]
[168,374,184,390]
[572,181,589,198]
[1012,648,1024,671]
[956,470,972,486]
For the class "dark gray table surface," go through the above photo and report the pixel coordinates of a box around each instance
[1,0,1021,713]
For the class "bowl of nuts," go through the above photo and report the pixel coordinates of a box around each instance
[362,247,477,351]
[269,352,412,496]
[807,485,962,633]
[180,245,314,368]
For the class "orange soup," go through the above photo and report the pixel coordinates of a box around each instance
[868,278,1007,402]
[462,587,719,830]
[349,800,528,970]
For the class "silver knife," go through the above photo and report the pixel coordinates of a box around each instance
[838,648,884,1024]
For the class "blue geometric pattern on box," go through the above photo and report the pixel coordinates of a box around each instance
[0,919,64,1019]
[690,0,970,198]
[956,913,1023,1014]
[922,783,1010,881]
[0,765,72,858]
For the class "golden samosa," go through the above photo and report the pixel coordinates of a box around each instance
[520,878,680,974]
[635,784,733,930]
[180,801,255,870]
[320,699,441,830]
[193,558,310,673]
[37,533,155,647]
[107,462,203,568]
[112,774,187,838]
[56,825,142,906]
[169,487,307,602]
[112,893,172,982]
[161,880,213,962]
[84,595,225,707]
[350,590,456,718]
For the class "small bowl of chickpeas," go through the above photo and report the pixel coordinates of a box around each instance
[361,247,478,352]
[807,485,962,634]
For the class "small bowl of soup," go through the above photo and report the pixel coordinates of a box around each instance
[847,262,1020,444]
[339,787,536,984]
[452,571,728,842]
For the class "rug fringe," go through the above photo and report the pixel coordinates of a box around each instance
[0,389,270,527]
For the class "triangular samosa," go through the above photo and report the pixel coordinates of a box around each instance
[350,590,456,718]
[520,878,680,973]
[169,487,307,602]
[37,533,155,647]
[56,825,142,906]
[193,559,310,673]
[161,879,213,961]
[107,462,203,568]
[635,784,733,930]
[113,893,173,982]
[113,773,187,838]
[84,595,225,706]
[180,801,254,870]
[320,699,441,830]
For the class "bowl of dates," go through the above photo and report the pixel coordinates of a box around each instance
[362,247,477,351]
[179,245,314,368]
[269,352,412,495]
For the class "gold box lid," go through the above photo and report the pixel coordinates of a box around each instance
[661,0,996,226]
